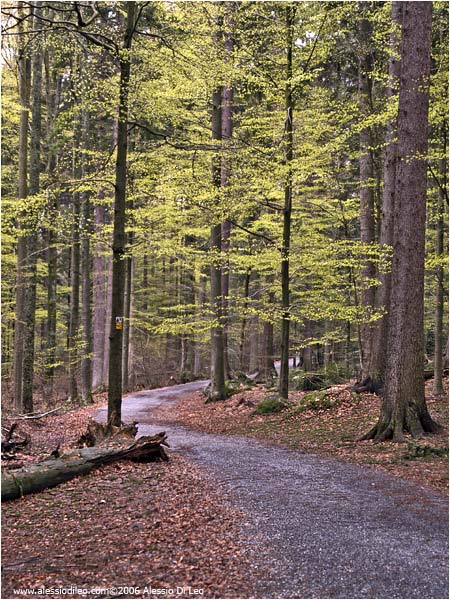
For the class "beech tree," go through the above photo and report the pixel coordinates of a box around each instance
[363,1,441,441]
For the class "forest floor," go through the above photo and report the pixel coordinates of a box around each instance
[1,400,262,599]
[151,378,449,494]
[2,379,448,599]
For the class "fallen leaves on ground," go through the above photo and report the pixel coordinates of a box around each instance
[152,379,449,494]
[2,403,261,599]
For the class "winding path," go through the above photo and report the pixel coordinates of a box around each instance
[97,382,448,599]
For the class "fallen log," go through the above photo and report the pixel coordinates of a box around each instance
[1,431,169,502]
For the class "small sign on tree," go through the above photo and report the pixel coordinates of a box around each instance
[115,317,124,330]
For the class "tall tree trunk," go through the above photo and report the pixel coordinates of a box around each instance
[210,81,226,400]
[363,1,440,441]
[358,13,377,380]
[13,2,31,411]
[80,112,93,404]
[92,202,107,391]
[221,3,234,379]
[433,155,446,395]
[22,2,42,413]
[44,50,58,400]
[68,118,81,403]
[370,2,403,389]
[107,3,136,426]
[279,4,294,400]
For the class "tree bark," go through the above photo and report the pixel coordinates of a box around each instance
[209,17,226,401]
[22,2,42,413]
[80,112,93,404]
[221,3,234,378]
[2,432,169,502]
[44,50,58,400]
[358,13,377,380]
[279,4,294,400]
[433,155,446,395]
[122,241,133,392]
[92,202,107,391]
[370,1,403,389]
[363,1,440,442]
[107,2,136,425]
[239,271,251,372]
[68,116,81,403]
[13,2,31,411]
[194,269,206,377]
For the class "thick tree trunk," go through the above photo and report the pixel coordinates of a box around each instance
[370,2,403,390]
[1,432,169,502]
[22,2,42,413]
[358,13,377,380]
[279,5,294,400]
[13,3,31,411]
[107,3,136,425]
[363,1,440,442]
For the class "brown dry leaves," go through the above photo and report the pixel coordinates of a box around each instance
[152,380,449,494]
[2,403,259,599]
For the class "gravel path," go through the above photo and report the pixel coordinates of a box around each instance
[97,382,449,599]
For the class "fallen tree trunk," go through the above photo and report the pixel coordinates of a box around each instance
[1,432,169,502]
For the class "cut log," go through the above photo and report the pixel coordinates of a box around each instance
[1,431,169,502]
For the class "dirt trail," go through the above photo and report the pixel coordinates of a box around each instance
[97,382,449,599]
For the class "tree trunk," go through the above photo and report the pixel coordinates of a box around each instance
[68,117,81,403]
[221,5,234,378]
[44,51,58,400]
[370,1,403,389]
[13,2,31,411]
[122,245,133,392]
[194,269,206,377]
[80,112,93,404]
[363,1,440,442]
[107,3,136,426]
[209,22,226,400]
[239,271,251,372]
[262,275,276,384]
[279,4,294,400]
[92,202,107,391]
[433,156,446,395]
[22,2,42,413]
[358,13,377,380]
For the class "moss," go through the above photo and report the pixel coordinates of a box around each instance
[253,396,288,415]
[403,442,449,460]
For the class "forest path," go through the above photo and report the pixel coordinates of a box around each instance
[97,382,448,599]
